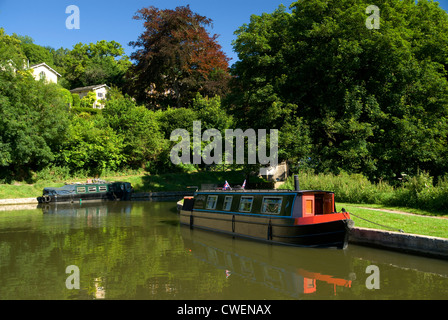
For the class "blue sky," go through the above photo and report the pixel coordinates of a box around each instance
[0,0,448,66]
[0,0,296,64]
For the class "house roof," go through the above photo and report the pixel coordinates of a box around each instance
[29,62,61,77]
[70,84,110,93]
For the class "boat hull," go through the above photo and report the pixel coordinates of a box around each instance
[179,209,351,249]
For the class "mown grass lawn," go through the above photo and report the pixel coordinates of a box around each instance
[338,203,448,239]
[0,181,64,199]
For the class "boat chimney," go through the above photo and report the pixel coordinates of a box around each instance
[294,175,300,191]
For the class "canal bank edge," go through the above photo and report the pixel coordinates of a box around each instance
[349,227,448,260]
[0,191,195,206]
[0,197,38,205]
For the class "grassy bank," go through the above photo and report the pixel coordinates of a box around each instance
[338,203,448,239]
[0,170,259,199]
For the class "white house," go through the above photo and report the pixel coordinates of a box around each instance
[70,84,109,109]
[29,62,61,84]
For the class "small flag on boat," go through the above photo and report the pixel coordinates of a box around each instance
[223,181,232,190]
[242,180,246,189]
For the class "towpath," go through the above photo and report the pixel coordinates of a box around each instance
[354,206,448,220]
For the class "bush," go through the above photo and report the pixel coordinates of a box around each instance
[386,172,448,212]
[80,91,97,108]
[280,171,393,204]
[59,87,73,107]
[72,93,81,108]
[33,166,71,182]
[0,68,71,180]
[70,106,101,115]
[280,171,448,214]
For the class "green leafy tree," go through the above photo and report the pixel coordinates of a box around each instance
[230,0,448,181]
[0,61,70,180]
[63,40,131,89]
[0,28,26,71]
[59,113,125,176]
[21,42,54,67]
[102,89,165,169]
[192,93,234,132]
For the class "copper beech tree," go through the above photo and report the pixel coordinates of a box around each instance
[127,5,231,109]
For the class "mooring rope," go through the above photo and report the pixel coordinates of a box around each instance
[347,211,405,233]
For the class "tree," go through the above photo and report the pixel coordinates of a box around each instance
[21,42,54,67]
[0,62,70,180]
[0,28,26,71]
[63,40,131,89]
[102,89,165,169]
[191,93,233,133]
[127,5,231,109]
[58,113,125,176]
[229,0,448,181]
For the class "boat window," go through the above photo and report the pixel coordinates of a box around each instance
[261,197,283,215]
[77,187,86,193]
[239,196,254,213]
[222,196,233,211]
[194,195,206,209]
[88,186,97,192]
[206,195,218,210]
[306,199,314,214]
[99,186,107,192]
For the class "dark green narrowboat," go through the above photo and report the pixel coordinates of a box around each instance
[179,176,354,249]
[38,180,132,204]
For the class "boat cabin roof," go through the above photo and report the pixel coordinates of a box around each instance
[197,189,334,195]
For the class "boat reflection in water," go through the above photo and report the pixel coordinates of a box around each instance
[181,226,355,299]
[39,201,133,217]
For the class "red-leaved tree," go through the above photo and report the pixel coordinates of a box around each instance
[127,5,231,109]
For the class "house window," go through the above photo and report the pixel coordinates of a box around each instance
[77,187,86,193]
[222,196,233,211]
[239,196,254,213]
[39,71,46,80]
[261,197,283,215]
[97,92,103,98]
[206,195,218,210]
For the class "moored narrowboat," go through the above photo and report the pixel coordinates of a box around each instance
[179,176,354,249]
[38,180,132,204]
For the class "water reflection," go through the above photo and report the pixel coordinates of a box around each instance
[0,201,447,300]
[40,201,133,214]
[181,227,354,299]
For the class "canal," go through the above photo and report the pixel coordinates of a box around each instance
[0,201,447,300]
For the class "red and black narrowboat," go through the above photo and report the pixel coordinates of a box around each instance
[179,176,354,249]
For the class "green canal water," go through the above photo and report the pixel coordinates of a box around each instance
[0,201,447,300]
